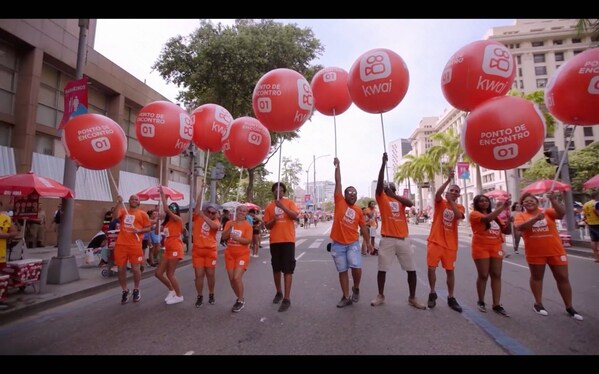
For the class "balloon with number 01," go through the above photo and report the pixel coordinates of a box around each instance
[135,101,193,157]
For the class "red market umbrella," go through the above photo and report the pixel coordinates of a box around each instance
[244,202,261,211]
[0,171,74,198]
[484,189,510,200]
[583,174,599,189]
[135,185,184,201]
[522,179,571,195]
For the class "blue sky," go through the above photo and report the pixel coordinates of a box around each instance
[94,19,514,197]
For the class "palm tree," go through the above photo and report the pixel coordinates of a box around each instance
[576,19,599,47]
[395,154,424,211]
[508,89,556,136]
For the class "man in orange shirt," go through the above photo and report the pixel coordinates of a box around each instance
[263,182,299,312]
[330,157,373,308]
[112,194,151,304]
[371,153,426,310]
[426,170,465,312]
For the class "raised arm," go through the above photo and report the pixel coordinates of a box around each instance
[160,186,182,223]
[376,153,387,196]
[435,170,454,202]
[334,157,342,195]
[548,192,565,219]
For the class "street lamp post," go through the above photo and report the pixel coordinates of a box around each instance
[306,154,330,211]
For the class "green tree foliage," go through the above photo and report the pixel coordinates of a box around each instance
[508,89,556,136]
[570,141,599,192]
[357,198,374,209]
[521,158,556,186]
[280,157,303,198]
[152,19,324,202]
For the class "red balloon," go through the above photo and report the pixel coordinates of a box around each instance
[462,96,545,170]
[311,67,352,116]
[441,40,516,112]
[191,104,233,152]
[135,101,192,157]
[347,48,409,114]
[252,68,313,132]
[222,117,271,168]
[545,48,599,126]
[61,114,127,170]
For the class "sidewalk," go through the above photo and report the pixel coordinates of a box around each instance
[0,243,193,325]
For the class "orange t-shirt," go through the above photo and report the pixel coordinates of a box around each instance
[192,213,219,250]
[223,220,253,250]
[427,199,465,251]
[115,208,151,246]
[330,191,365,244]
[514,208,565,257]
[364,207,377,228]
[163,219,183,246]
[376,193,408,238]
[469,210,504,247]
[263,198,299,244]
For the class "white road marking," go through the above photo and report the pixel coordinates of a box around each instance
[309,239,323,248]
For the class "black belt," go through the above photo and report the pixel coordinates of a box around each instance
[381,235,404,240]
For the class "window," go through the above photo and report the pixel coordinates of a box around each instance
[37,64,73,128]
[564,140,575,150]
[0,122,11,146]
[518,68,522,77]
[531,41,544,47]
[574,50,584,55]
[586,139,595,146]
[516,55,521,64]
[564,126,574,139]
[533,54,546,63]
[120,157,158,177]
[535,66,547,76]
[35,133,54,155]
[572,38,582,43]
[555,52,564,62]
[536,78,547,88]
[0,40,18,116]
[88,87,108,116]
[519,80,524,89]
[583,127,594,137]
[553,39,563,45]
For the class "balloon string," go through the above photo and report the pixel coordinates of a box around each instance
[236,167,243,203]
[198,150,210,211]
[380,113,389,182]
[333,108,338,158]
[277,139,284,200]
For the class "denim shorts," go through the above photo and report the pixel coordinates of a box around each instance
[150,232,161,244]
[331,240,362,272]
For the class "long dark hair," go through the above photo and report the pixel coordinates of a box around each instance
[473,194,495,230]
[163,202,180,225]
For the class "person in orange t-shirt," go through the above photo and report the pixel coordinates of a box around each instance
[112,194,151,304]
[329,157,373,308]
[469,194,512,316]
[263,182,299,312]
[514,192,583,320]
[426,170,465,313]
[156,186,185,305]
[222,205,253,313]
[370,153,426,310]
[191,196,221,307]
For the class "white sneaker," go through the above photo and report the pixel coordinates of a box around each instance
[166,295,184,305]
[371,294,385,306]
[165,290,176,302]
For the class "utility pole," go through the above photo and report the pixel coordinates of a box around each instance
[47,19,89,284]
[558,150,580,240]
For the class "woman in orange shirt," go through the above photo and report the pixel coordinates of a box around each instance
[469,195,511,316]
[156,186,185,305]
[514,192,583,321]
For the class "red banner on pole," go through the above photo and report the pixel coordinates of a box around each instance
[456,162,470,180]
[59,76,88,130]
[403,188,409,197]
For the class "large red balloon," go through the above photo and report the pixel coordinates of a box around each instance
[191,104,233,152]
[311,67,352,116]
[135,101,192,157]
[545,48,599,126]
[62,113,127,170]
[252,68,313,132]
[222,117,271,169]
[347,48,409,114]
[441,40,516,112]
[462,96,545,170]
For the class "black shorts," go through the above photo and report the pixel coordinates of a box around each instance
[589,225,599,242]
[253,229,260,235]
[270,242,296,274]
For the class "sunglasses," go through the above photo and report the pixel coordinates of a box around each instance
[207,210,217,215]
[169,206,178,211]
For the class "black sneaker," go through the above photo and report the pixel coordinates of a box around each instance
[533,303,548,316]
[566,307,583,321]
[351,287,360,303]
[132,289,141,303]
[208,294,215,305]
[336,297,353,308]
[492,304,509,317]
[121,289,130,304]
[195,295,203,308]
[278,299,291,312]
[272,292,284,304]
[232,300,245,313]
[447,297,463,313]
[427,292,437,309]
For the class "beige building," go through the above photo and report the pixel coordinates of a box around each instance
[399,19,597,209]
[0,19,200,244]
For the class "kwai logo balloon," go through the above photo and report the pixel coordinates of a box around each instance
[135,101,192,157]
[191,103,233,152]
[545,48,599,126]
[311,67,352,116]
[441,40,516,112]
[252,68,313,132]
[62,113,127,170]
[462,96,546,170]
[347,48,409,114]
[222,117,271,169]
